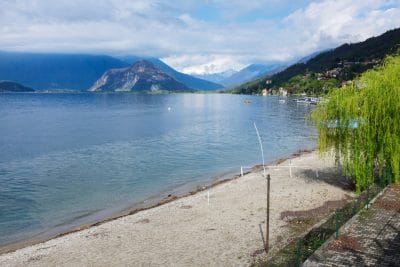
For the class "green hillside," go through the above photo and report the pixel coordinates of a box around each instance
[230,28,400,95]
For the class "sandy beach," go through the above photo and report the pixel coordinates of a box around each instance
[0,151,354,266]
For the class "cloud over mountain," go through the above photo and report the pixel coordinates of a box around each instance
[0,0,399,74]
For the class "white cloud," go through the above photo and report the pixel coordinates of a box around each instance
[0,0,399,74]
[282,0,400,54]
[162,54,247,75]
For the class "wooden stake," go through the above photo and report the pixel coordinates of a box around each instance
[266,174,271,253]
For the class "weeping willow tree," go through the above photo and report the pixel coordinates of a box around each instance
[312,54,400,192]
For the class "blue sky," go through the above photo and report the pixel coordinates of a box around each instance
[0,0,399,74]
[190,1,312,23]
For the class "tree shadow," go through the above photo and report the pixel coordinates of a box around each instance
[298,167,355,191]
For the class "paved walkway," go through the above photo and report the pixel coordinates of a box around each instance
[304,184,400,266]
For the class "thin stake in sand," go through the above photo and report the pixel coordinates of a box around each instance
[254,122,270,253]
[254,123,266,178]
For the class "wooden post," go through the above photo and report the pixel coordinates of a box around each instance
[335,209,340,239]
[296,240,302,267]
[266,174,271,253]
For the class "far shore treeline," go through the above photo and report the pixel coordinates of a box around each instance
[311,53,400,192]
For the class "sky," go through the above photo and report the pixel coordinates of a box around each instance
[1,0,400,74]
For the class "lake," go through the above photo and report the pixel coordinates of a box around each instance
[0,93,316,247]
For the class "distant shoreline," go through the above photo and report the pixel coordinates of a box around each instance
[0,90,221,94]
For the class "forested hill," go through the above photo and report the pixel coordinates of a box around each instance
[231,28,400,95]
[0,81,34,92]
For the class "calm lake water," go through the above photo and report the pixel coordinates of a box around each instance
[0,93,316,246]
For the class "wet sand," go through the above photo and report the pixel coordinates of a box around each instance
[0,151,354,266]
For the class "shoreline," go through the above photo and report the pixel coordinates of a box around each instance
[0,148,314,255]
[0,149,353,266]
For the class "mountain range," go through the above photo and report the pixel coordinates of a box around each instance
[0,52,223,91]
[119,56,224,91]
[195,63,285,87]
[90,60,191,92]
[221,63,284,87]
[0,52,128,90]
[0,50,289,92]
[193,70,237,85]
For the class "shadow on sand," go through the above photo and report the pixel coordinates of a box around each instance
[298,166,355,191]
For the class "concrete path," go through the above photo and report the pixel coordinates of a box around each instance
[304,184,400,266]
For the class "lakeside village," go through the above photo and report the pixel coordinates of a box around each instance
[260,80,321,105]
[259,58,382,105]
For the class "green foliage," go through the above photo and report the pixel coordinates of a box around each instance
[228,77,265,95]
[312,55,400,191]
[281,75,339,95]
